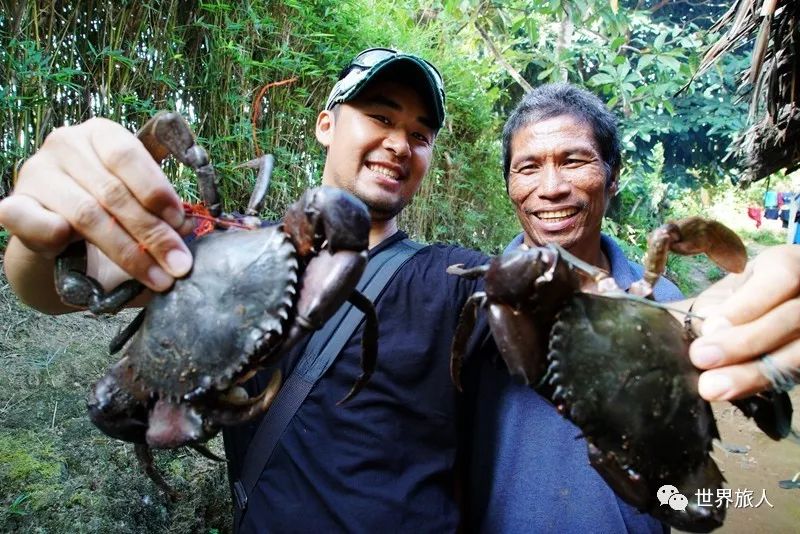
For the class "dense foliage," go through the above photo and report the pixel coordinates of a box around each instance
[1,0,769,256]
[0,0,521,253]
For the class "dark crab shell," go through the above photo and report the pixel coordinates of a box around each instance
[125,225,297,400]
[547,293,725,532]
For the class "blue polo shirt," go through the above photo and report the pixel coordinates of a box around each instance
[223,231,489,533]
[466,234,683,534]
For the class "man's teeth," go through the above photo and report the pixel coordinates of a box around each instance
[537,208,578,220]
[368,164,399,180]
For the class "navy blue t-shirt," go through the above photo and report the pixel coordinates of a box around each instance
[223,231,489,533]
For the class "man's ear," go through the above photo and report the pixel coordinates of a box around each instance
[607,167,620,197]
[604,167,620,214]
[315,109,335,147]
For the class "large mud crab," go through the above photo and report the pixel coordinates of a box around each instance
[449,219,794,533]
[54,112,377,497]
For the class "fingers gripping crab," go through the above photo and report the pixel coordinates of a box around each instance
[54,112,378,497]
[448,218,794,533]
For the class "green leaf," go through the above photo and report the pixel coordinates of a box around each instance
[617,61,631,80]
[654,31,667,50]
[526,20,539,43]
[610,36,626,49]
[588,73,616,85]
[658,55,681,72]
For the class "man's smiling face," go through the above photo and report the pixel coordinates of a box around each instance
[315,78,436,221]
[507,114,617,260]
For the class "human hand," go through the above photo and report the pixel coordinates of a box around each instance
[0,118,194,291]
[689,244,800,401]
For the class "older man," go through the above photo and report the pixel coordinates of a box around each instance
[467,83,800,532]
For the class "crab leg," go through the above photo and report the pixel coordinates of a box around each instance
[109,308,146,354]
[55,242,145,314]
[450,292,484,391]
[137,111,220,215]
[240,154,275,216]
[338,290,378,404]
[446,263,489,279]
[134,443,178,501]
[206,370,282,427]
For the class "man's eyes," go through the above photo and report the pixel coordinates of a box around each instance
[517,163,540,173]
[563,157,590,167]
[369,115,431,145]
[412,132,431,145]
[370,114,391,125]
[516,159,587,172]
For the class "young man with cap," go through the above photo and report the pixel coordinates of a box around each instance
[0,48,488,532]
[222,48,491,532]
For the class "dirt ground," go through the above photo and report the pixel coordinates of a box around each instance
[689,390,800,534]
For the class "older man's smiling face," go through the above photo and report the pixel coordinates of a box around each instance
[507,114,617,262]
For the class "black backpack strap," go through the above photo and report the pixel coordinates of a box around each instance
[233,238,424,530]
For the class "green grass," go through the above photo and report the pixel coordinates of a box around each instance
[0,268,232,533]
[737,228,788,246]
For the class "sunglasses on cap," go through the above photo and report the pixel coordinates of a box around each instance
[325,47,446,130]
[342,47,444,88]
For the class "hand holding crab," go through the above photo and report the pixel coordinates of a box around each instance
[2,112,378,499]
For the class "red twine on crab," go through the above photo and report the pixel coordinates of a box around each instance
[182,202,251,237]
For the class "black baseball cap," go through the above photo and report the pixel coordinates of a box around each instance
[325,47,446,130]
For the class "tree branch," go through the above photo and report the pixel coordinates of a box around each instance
[556,5,574,82]
[649,0,671,13]
[475,22,533,93]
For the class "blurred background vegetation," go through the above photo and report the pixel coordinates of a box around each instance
[1,0,797,532]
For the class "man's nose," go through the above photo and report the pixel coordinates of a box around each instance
[537,165,570,198]
[383,129,411,158]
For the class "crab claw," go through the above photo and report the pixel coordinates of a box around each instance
[666,217,747,273]
[634,217,747,296]
[283,186,370,257]
[136,111,220,215]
